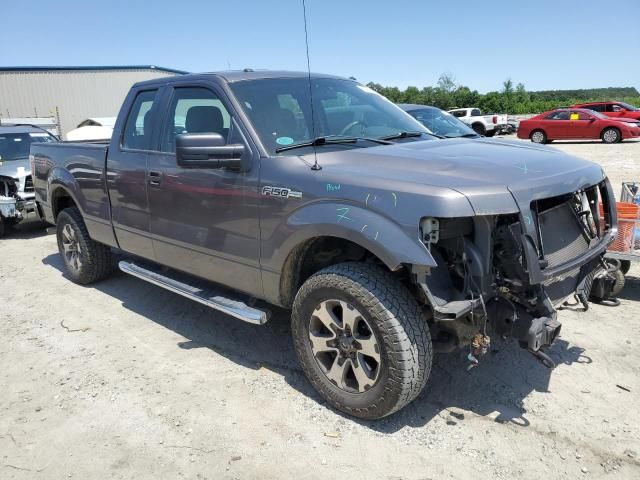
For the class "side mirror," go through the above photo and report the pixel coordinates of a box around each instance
[176,133,245,169]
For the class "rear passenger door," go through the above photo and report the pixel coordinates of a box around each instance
[107,88,161,260]
[543,111,570,139]
[146,83,263,297]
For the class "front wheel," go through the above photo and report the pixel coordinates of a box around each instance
[291,263,432,419]
[56,207,113,284]
[601,127,621,144]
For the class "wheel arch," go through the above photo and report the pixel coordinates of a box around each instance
[50,184,79,221]
[271,203,437,307]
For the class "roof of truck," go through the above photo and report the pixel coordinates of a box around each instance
[133,70,349,87]
[0,123,52,135]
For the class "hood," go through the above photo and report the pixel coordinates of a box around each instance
[313,138,605,215]
[0,158,30,179]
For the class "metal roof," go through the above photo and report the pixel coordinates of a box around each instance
[0,65,188,74]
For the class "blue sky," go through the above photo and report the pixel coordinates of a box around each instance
[5,0,639,93]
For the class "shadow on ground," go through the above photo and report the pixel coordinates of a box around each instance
[2,218,50,240]
[618,275,640,302]
[42,252,591,434]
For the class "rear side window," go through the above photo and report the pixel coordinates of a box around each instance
[160,87,231,153]
[122,89,159,150]
[470,109,482,116]
[545,111,570,120]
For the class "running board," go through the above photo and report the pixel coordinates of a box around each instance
[118,261,268,325]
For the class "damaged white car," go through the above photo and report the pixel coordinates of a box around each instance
[0,124,58,235]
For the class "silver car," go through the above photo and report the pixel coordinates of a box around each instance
[0,124,58,234]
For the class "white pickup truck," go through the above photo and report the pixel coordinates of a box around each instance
[447,107,508,137]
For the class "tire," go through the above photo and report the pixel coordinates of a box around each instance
[484,130,496,137]
[472,123,486,136]
[0,218,5,238]
[610,268,626,297]
[291,262,432,419]
[530,130,547,144]
[620,260,631,275]
[601,127,621,144]
[56,207,113,285]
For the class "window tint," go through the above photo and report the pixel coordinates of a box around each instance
[450,110,465,118]
[161,87,231,153]
[470,109,482,116]
[122,90,158,150]
[545,111,570,120]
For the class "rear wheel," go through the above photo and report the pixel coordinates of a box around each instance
[531,130,547,144]
[601,127,621,144]
[291,263,432,419]
[471,123,486,136]
[56,207,113,284]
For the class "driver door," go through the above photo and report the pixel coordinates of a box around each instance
[146,83,262,297]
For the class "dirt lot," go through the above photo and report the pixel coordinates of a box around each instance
[1,138,639,479]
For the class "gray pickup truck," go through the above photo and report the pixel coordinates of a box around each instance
[32,70,617,419]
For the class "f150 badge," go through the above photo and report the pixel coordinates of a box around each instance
[262,185,302,199]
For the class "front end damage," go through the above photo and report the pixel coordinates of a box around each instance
[0,175,25,235]
[414,179,616,367]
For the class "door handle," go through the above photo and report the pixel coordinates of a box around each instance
[149,171,162,186]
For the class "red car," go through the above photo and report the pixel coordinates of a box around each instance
[572,101,640,120]
[517,108,640,144]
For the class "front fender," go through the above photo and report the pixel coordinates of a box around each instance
[265,201,436,272]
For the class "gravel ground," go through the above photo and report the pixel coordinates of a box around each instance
[1,138,639,479]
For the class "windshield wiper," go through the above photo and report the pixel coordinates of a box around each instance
[275,136,392,153]
[380,131,444,140]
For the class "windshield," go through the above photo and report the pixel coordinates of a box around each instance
[0,131,57,161]
[230,78,431,155]
[407,107,477,138]
[619,102,639,111]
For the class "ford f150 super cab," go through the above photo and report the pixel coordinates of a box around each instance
[31,71,617,419]
[448,107,508,137]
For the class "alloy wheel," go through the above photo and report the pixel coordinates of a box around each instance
[308,299,381,393]
[603,129,618,143]
[531,131,545,143]
[61,223,83,272]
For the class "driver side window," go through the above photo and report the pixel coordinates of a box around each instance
[161,87,231,153]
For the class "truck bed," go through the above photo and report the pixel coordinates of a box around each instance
[31,141,113,244]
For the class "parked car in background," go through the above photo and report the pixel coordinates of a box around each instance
[398,104,480,138]
[572,101,640,120]
[32,70,617,419]
[447,107,508,137]
[517,108,640,144]
[66,117,116,141]
[0,123,58,233]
